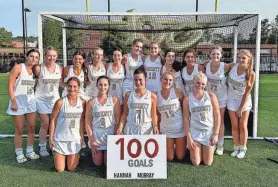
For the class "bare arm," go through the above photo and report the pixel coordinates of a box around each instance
[8,64,21,104]
[113,97,122,134]
[151,93,159,134]
[209,92,221,145]
[80,99,86,142]
[237,71,255,117]
[49,99,63,149]
[116,92,130,134]
[59,65,65,89]
[182,96,195,149]
[85,98,94,143]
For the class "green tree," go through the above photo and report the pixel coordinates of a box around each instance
[249,18,271,44]
[0,27,13,47]
[268,15,278,44]
[42,19,61,49]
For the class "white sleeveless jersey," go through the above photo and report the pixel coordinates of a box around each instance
[62,65,85,97]
[35,63,61,104]
[157,88,184,135]
[182,64,199,95]
[206,62,228,101]
[189,91,214,131]
[125,53,143,80]
[9,63,36,107]
[92,97,115,146]
[227,64,249,100]
[86,63,106,97]
[162,66,184,93]
[106,63,125,104]
[144,56,162,93]
[54,97,83,141]
[126,90,153,135]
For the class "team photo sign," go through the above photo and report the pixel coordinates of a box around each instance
[107,135,167,179]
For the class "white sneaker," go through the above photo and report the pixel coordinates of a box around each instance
[26,152,40,160]
[231,150,239,157]
[40,150,50,157]
[81,142,87,149]
[16,154,28,163]
[236,150,246,159]
[215,145,224,156]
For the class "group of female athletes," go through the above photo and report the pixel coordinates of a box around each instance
[7,38,255,172]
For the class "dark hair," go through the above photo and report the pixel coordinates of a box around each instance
[66,77,81,87]
[26,49,40,57]
[183,48,196,59]
[134,65,147,78]
[96,75,110,86]
[132,38,144,46]
[113,48,122,54]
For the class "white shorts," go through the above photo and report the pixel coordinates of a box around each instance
[227,97,252,112]
[218,100,227,108]
[53,140,81,155]
[36,102,54,114]
[6,101,36,116]
[191,127,213,147]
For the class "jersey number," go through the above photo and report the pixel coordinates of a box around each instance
[148,72,156,80]
[211,84,218,92]
[69,119,76,128]
[165,110,175,119]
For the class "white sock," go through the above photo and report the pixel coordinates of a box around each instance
[15,148,23,156]
[217,138,224,146]
[240,145,247,151]
[234,145,240,151]
[26,145,34,153]
[39,142,47,150]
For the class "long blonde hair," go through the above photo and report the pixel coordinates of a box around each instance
[238,49,254,86]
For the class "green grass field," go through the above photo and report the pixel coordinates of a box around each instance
[1,73,278,187]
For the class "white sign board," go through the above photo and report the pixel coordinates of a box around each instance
[107,135,167,179]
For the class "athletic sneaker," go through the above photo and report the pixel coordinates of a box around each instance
[236,150,246,159]
[16,154,27,163]
[26,152,40,160]
[40,150,50,157]
[81,142,87,149]
[231,150,239,157]
[215,145,224,156]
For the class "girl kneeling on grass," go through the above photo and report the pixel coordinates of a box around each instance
[157,70,186,161]
[49,77,86,172]
[85,76,121,166]
[227,50,255,159]
[183,72,220,166]
[7,49,40,163]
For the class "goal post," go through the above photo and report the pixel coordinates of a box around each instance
[37,11,261,138]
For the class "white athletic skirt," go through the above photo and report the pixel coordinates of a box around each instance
[36,102,54,114]
[6,100,36,116]
[88,127,114,150]
[122,79,134,96]
[227,97,252,112]
[53,140,81,155]
[218,99,227,109]
[191,127,213,147]
[160,125,185,139]
[124,122,153,135]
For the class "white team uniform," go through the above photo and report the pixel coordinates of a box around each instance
[144,55,162,93]
[7,63,36,115]
[206,62,228,108]
[182,64,199,96]
[227,64,252,112]
[157,88,185,138]
[189,91,214,146]
[162,66,184,93]
[53,97,83,155]
[124,90,153,135]
[85,63,106,98]
[106,63,125,105]
[35,63,61,114]
[122,53,143,95]
[89,97,115,150]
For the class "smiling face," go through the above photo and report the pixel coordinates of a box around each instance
[150,43,160,56]
[237,52,250,69]
[45,50,57,65]
[210,49,222,63]
[165,52,175,65]
[67,79,80,96]
[184,52,195,66]
[26,52,40,67]
[93,49,103,63]
[131,42,143,55]
[134,73,146,89]
[97,78,110,95]
[113,50,122,63]
[161,73,174,89]
[73,54,84,68]
[193,74,207,93]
